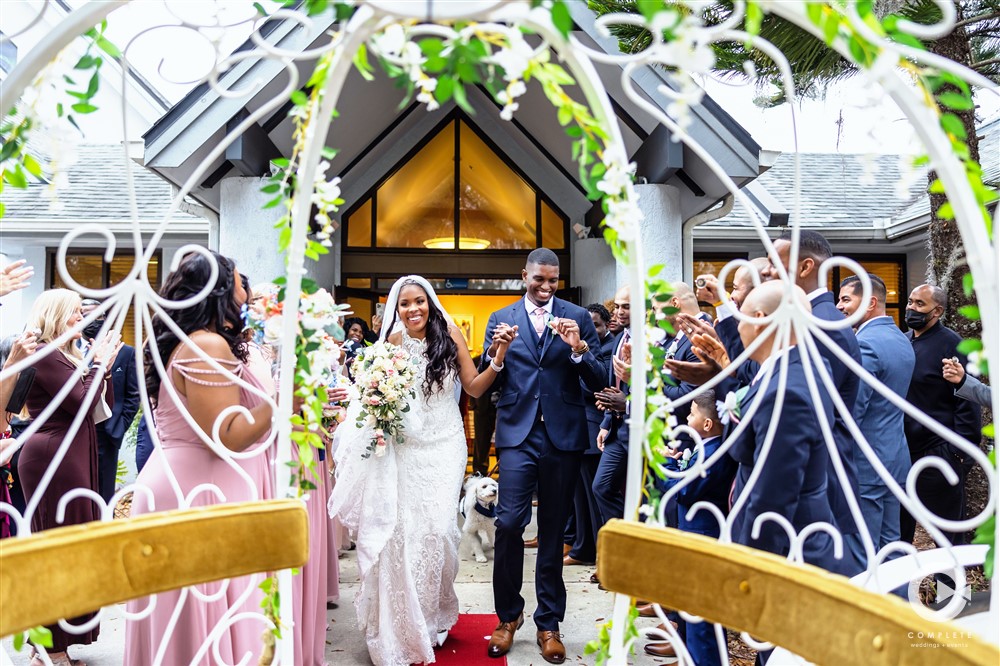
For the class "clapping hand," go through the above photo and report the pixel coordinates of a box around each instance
[595,387,627,413]
[675,313,721,343]
[691,332,730,369]
[92,331,123,369]
[612,350,630,385]
[663,343,724,386]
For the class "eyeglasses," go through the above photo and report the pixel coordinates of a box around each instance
[80,299,101,307]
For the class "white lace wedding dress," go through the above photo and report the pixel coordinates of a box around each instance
[329,331,467,666]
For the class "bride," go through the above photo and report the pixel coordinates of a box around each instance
[329,275,514,666]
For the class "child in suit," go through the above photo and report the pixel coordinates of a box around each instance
[645,389,735,663]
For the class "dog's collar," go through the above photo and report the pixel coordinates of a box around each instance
[473,501,496,519]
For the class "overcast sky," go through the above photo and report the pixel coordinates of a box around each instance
[66,0,1000,155]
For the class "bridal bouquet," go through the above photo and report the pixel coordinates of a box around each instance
[352,341,418,459]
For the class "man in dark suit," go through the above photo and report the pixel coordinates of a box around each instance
[591,286,632,539]
[729,281,848,576]
[836,274,914,555]
[84,319,140,502]
[563,303,616,566]
[482,248,606,664]
[900,284,981,545]
[761,230,864,575]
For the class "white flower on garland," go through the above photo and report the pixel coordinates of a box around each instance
[415,75,440,111]
[490,31,534,81]
[372,23,406,58]
[497,80,527,121]
[311,161,343,246]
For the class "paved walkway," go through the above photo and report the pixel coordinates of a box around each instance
[2,515,670,665]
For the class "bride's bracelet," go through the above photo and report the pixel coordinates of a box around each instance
[490,359,504,372]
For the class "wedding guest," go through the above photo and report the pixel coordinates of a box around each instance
[729,281,847,575]
[1,332,38,535]
[470,355,499,477]
[900,284,980,545]
[645,389,735,662]
[1,332,38,539]
[18,289,119,664]
[82,318,140,503]
[563,304,615,566]
[125,251,275,665]
[836,274,914,554]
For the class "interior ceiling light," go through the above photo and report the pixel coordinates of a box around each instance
[423,237,491,250]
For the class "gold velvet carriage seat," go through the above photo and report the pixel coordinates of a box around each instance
[597,520,1000,666]
[0,500,309,638]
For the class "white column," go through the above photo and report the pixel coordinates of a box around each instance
[220,177,338,290]
[617,183,683,287]
[572,236,617,305]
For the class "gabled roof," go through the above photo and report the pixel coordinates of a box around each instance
[703,152,929,228]
[2,144,206,232]
[142,5,767,218]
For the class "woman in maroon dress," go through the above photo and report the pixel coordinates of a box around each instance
[17,289,119,666]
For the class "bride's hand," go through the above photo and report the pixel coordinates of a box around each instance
[493,324,517,363]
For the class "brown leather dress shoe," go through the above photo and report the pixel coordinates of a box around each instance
[644,641,677,658]
[487,612,524,658]
[524,537,539,548]
[636,603,659,618]
[563,554,595,566]
[536,630,566,664]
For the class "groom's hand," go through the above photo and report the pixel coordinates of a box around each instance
[552,318,582,349]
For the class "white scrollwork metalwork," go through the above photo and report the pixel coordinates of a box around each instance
[1,1,996,665]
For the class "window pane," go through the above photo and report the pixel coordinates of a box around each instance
[345,297,372,325]
[541,200,565,249]
[346,278,371,288]
[53,254,104,290]
[860,261,903,304]
[347,199,372,247]
[458,122,535,250]
[108,254,159,350]
[377,121,456,248]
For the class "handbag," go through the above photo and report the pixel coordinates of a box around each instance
[92,392,112,424]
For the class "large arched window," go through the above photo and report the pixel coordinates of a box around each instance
[343,113,568,251]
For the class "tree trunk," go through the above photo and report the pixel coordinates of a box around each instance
[925,3,982,341]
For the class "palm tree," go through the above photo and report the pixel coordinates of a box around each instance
[589,0,1000,338]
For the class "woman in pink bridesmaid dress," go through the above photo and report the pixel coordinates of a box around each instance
[124,252,276,666]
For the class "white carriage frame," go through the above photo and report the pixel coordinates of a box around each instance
[1,1,997,665]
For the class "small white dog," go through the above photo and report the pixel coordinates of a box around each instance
[459,474,499,563]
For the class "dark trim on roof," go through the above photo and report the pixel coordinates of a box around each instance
[697,92,760,157]
[202,161,233,189]
[609,96,649,141]
[142,9,292,146]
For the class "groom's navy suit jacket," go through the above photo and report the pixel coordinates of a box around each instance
[484,297,607,450]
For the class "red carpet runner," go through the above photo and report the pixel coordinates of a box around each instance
[428,614,505,666]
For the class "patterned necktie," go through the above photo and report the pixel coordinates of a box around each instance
[532,307,547,336]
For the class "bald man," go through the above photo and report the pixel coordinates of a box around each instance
[728,281,847,577]
[900,284,981,545]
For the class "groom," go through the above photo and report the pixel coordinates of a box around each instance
[482,248,607,664]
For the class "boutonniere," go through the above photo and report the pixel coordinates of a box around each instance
[716,386,749,426]
[677,447,694,471]
[544,313,560,336]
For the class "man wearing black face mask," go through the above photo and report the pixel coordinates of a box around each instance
[900,284,981,545]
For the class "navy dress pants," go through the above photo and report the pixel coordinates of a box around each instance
[494,419,582,630]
